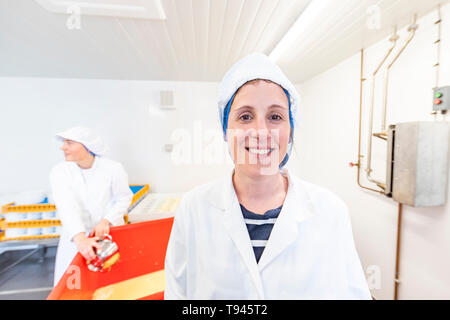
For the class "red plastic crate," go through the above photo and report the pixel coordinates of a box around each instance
[47,218,174,300]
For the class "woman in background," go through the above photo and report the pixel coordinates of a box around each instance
[50,126,133,285]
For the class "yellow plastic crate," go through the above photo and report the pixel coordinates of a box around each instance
[0,184,150,242]
[0,219,62,230]
[0,201,61,241]
[0,233,60,242]
[125,184,150,224]
[1,202,56,214]
[130,184,150,207]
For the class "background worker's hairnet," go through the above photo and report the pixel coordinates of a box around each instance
[56,126,107,156]
[217,52,301,168]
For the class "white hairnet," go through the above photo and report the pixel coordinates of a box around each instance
[56,126,107,156]
[218,52,300,131]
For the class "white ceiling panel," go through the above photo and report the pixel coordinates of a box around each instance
[237,0,280,57]
[276,0,450,83]
[0,0,312,81]
[0,0,447,83]
[223,0,263,69]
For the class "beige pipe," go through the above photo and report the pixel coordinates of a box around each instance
[366,29,398,189]
[373,132,387,141]
[366,16,419,191]
[434,5,442,89]
[394,202,403,300]
[353,49,385,195]
[382,15,419,132]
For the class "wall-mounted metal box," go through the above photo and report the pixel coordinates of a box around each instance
[386,122,450,207]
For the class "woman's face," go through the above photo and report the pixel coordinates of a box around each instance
[60,139,90,162]
[226,80,291,176]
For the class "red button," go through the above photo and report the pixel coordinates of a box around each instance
[434,99,442,105]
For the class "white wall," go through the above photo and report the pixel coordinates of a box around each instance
[0,78,233,200]
[293,4,450,299]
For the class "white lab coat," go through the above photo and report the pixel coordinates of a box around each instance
[50,157,133,286]
[165,169,372,299]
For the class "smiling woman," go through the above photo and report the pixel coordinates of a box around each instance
[226,79,292,177]
[164,53,372,300]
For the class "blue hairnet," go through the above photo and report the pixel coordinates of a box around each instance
[84,145,96,157]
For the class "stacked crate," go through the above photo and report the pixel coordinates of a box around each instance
[0,199,61,241]
[0,184,150,242]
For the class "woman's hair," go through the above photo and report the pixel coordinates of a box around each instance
[232,79,280,101]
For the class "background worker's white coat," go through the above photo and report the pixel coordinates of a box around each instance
[165,170,372,299]
[50,157,133,285]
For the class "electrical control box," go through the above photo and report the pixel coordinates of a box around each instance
[386,122,450,207]
[433,86,450,112]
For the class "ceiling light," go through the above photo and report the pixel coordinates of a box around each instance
[269,0,332,62]
[35,0,166,20]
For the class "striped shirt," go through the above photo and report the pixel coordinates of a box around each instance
[240,204,282,263]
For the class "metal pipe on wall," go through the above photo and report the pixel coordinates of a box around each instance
[434,5,442,90]
[394,203,403,300]
[354,10,443,301]
[365,29,399,191]
[352,49,385,195]
[382,15,419,132]
[364,16,419,192]
[432,5,444,120]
